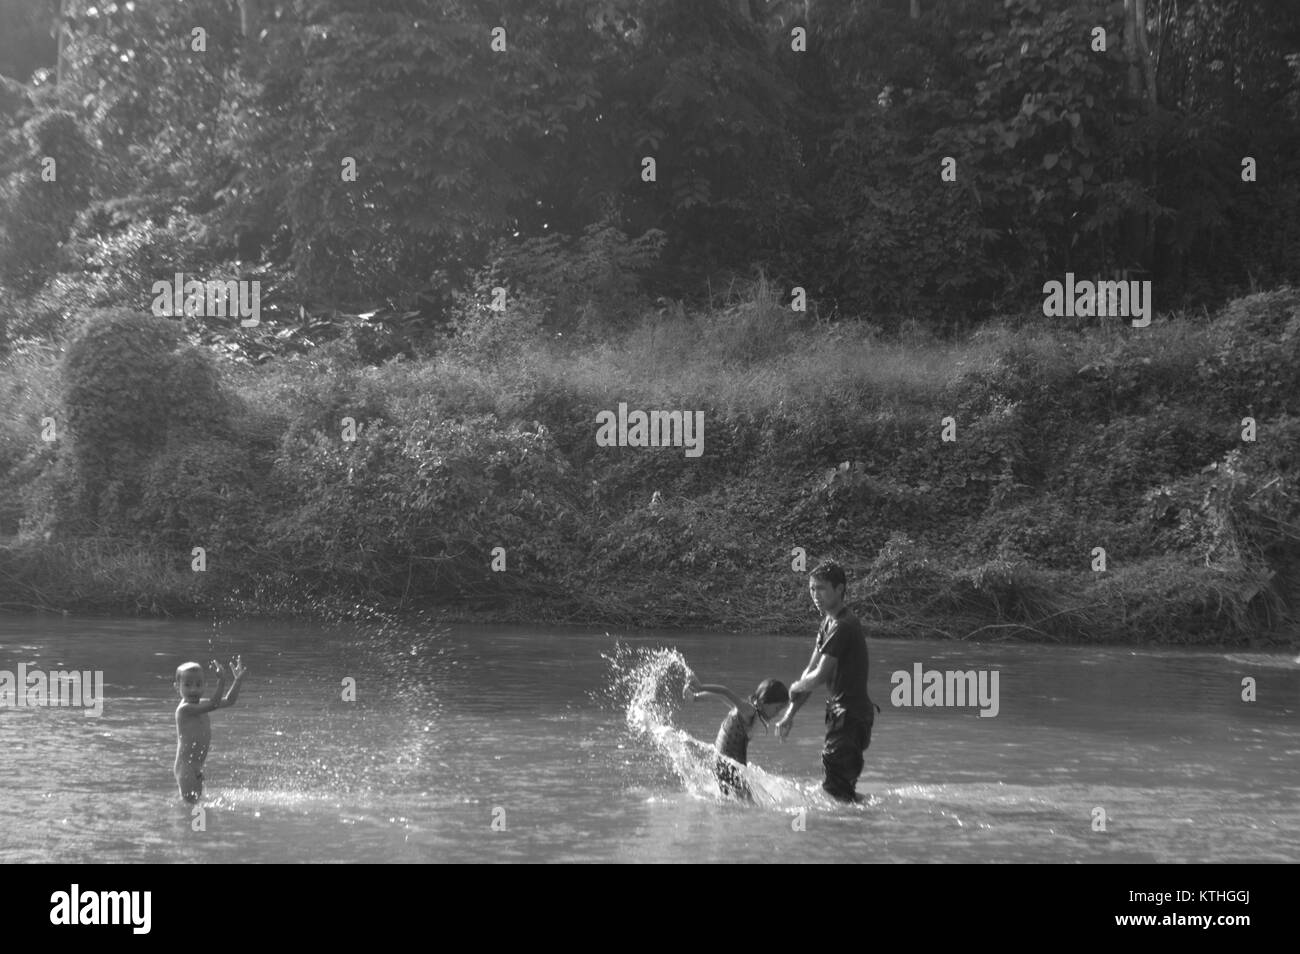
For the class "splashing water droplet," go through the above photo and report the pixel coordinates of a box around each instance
[601,643,850,811]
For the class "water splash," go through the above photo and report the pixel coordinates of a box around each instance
[603,642,856,811]
[598,643,706,793]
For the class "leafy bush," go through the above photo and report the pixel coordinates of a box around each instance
[265,413,582,600]
[1,273,114,345]
[444,272,550,368]
[61,309,178,524]
[137,438,261,554]
[0,110,96,292]
[1196,287,1300,415]
[480,222,666,333]
[58,308,240,531]
[162,345,235,441]
[77,213,216,312]
[18,452,87,541]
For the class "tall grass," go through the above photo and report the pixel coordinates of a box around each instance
[221,275,1232,440]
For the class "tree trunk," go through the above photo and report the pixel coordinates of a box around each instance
[239,0,262,38]
[1134,0,1157,107]
[55,0,68,86]
[238,0,264,68]
[1123,0,1143,100]
[1122,1,1158,274]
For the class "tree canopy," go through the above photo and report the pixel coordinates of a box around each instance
[2,0,1299,335]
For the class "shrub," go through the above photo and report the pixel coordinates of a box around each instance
[479,222,666,334]
[444,273,549,368]
[59,308,238,530]
[162,345,235,441]
[61,309,178,525]
[79,213,216,312]
[0,110,96,292]
[265,414,581,600]
[1,273,115,345]
[1197,287,1300,415]
[137,438,261,553]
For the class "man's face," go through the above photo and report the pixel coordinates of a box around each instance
[809,577,843,615]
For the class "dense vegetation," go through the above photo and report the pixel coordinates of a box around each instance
[3,279,1298,644]
[1,1,1298,644]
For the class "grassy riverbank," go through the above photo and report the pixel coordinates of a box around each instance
[3,281,1299,646]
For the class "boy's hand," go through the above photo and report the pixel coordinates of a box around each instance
[684,675,701,700]
[228,655,246,680]
[209,659,227,679]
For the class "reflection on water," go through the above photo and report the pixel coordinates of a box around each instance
[1,616,1297,862]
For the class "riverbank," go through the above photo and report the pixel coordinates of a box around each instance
[3,283,1299,646]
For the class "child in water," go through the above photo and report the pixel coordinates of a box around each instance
[173,656,246,802]
[685,675,789,801]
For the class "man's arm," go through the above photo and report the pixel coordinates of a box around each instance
[773,689,805,740]
[786,639,828,710]
[782,688,813,721]
[790,654,837,697]
[774,655,839,740]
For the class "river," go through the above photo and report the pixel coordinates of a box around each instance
[1,616,1296,862]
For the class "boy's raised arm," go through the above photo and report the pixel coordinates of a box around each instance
[178,669,225,715]
[691,682,746,710]
[219,656,246,707]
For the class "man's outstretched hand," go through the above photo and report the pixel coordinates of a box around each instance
[775,688,813,741]
[774,715,793,741]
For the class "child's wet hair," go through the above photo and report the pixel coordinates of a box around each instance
[750,678,790,720]
[175,661,203,681]
[751,678,790,706]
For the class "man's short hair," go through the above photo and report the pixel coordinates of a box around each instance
[809,560,847,590]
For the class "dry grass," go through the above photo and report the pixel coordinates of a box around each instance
[221,275,1225,435]
[0,537,209,614]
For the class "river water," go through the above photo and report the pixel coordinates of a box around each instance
[1,616,1296,863]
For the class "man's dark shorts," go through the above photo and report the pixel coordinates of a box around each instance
[821,706,873,802]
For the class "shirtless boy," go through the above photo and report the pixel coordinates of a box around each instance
[173,656,246,802]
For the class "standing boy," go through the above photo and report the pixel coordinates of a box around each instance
[174,656,246,802]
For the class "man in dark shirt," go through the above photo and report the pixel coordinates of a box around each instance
[775,560,877,802]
